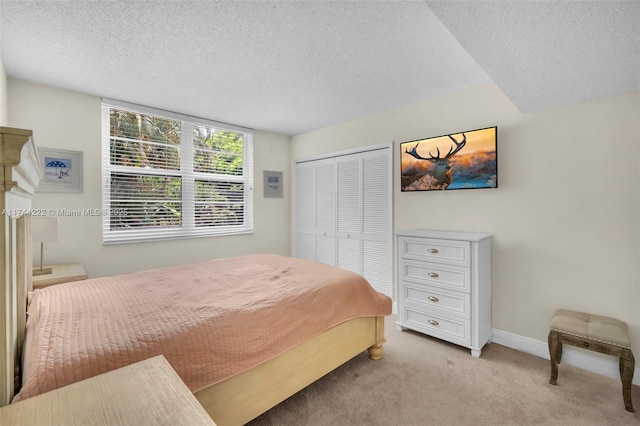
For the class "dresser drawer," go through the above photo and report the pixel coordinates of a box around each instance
[400,260,470,293]
[401,282,471,319]
[399,237,470,267]
[401,306,471,347]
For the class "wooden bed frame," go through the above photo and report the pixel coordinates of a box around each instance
[0,126,387,425]
[197,316,385,425]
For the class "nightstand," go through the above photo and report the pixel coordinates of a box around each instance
[32,263,88,289]
[0,355,216,425]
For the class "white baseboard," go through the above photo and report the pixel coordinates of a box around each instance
[491,328,640,386]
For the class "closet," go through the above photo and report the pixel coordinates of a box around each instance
[293,144,392,297]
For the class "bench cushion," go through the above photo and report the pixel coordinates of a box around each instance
[550,309,630,348]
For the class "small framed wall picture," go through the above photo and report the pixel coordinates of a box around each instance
[263,170,283,198]
[37,148,83,193]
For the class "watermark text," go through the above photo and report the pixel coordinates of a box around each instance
[1,208,127,217]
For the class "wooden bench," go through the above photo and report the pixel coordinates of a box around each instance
[548,309,635,412]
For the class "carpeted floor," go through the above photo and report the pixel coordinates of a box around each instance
[248,315,639,425]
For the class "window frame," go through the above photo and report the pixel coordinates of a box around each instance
[101,99,254,245]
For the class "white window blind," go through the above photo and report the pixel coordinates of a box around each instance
[102,99,253,244]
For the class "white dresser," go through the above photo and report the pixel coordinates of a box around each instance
[396,229,492,357]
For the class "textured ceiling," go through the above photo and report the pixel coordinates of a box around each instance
[427,1,640,113]
[1,1,638,136]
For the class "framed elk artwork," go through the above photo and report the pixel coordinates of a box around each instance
[400,126,497,191]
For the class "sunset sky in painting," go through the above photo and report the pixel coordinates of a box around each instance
[401,127,496,171]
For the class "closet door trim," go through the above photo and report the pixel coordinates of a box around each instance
[294,142,391,164]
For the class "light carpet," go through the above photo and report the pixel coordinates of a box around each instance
[249,315,639,425]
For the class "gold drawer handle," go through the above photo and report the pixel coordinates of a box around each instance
[428,248,439,253]
[428,272,439,278]
[427,296,439,302]
[428,320,439,326]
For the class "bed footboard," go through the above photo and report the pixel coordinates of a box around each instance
[195,315,385,426]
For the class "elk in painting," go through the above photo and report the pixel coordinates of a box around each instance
[404,133,466,189]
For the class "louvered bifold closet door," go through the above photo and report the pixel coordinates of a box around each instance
[361,149,392,297]
[315,158,336,266]
[293,143,392,298]
[294,162,316,261]
[336,154,362,274]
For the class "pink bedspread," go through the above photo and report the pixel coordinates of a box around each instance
[15,254,391,401]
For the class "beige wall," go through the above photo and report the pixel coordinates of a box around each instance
[7,76,640,356]
[8,78,292,278]
[0,58,7,126]
[293,84,640,354]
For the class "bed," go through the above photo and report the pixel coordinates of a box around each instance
[16,253,392,424]
[0,127,392,426]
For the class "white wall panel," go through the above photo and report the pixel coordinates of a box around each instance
[291,84,640,359]
[9,79,292,278]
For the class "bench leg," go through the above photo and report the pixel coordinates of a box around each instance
[621,349,635,413]
[548,330,560,385]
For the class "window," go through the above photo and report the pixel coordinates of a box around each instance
[102,100,253,244]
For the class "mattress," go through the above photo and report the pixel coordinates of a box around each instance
[15,254,391,401]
